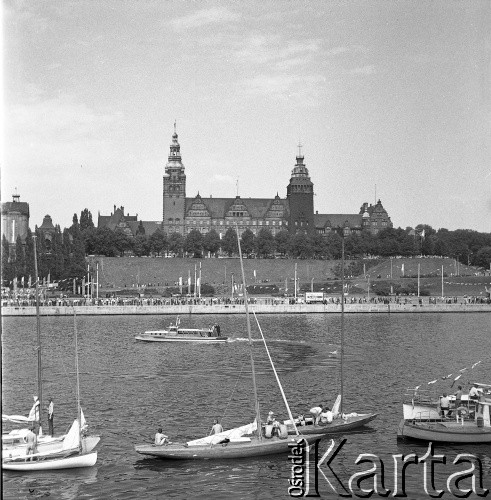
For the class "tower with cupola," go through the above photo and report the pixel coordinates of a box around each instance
[162,124,186,234]
[286,144,314,235]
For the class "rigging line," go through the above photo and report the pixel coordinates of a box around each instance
[253,310,299,436]
[219,358,248,426]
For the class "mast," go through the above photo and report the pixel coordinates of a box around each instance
[73,312,83,453]
[236,226,262,438]
[340,235,345,414]
[33,236,43,435]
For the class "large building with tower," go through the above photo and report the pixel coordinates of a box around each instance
[160,126,392,239]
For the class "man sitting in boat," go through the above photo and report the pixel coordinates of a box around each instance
[266,411,275,425]
[211,419,223,434]
[319,408,334,424]
[439,393,450,418]
[154,428,170,446]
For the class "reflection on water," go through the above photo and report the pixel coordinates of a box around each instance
[2,313,490,499]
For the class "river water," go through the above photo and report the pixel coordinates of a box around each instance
[2,313,490,499]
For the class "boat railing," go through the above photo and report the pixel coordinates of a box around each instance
[403,389,436,406]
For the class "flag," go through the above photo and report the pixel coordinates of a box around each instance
[28,275,32,288]
[254,270,256,277]
[421,229,425,239]
[401,264,404,275]
[21,276,25,286]
[179,277,182,286]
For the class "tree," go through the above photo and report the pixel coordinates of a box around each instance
[203,229,220,256]
[312,234,327,259]
[222,228,238,257]
[275,230,291,256]
[68,220,86,278]
[290,233,313,259]
[240,229,255,257]
[185,229,204,257]
[113,229,132,257]
[24,229,35,280]
[1,235,12,284]
[168,232,184,256]
[14,235,26,280]
[149,228,168,256]
[324,231,342,259]
[255,229,275,258]
[133,234,150,257]
[474,247,491,270]
[80,209,94,231]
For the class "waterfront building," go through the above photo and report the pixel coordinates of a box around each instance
[98,126,393,238]
[1,192,30,245]
[160,127,392,238]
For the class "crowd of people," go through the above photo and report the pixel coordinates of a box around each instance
[2,289,490,308]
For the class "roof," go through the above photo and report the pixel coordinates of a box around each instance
[39,215,55,231]
[185,197,290,219]
[314,213,363,228]
[1,201,30,217]
[98,208,138,231]
[127,221,161,237]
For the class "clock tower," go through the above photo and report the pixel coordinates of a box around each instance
[286,144,314,235]
[162,124,186,234]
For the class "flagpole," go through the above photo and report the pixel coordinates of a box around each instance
[194,264,197,299]
[294,263,297,302]
[441,265,444,299]
[417,263,420,298]
[199,262,202,299]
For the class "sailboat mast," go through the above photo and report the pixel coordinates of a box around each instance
[33,236,43,434]
[73,312,83,452]
[340,236,345,414]
[236,227,262,438]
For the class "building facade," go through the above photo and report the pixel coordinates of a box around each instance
[161,128,392,238]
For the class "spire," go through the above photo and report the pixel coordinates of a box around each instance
[291,143,309,179]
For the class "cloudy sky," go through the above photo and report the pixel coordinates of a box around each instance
[3,0,490,232]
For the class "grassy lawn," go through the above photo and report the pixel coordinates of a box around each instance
[89,256,490,298]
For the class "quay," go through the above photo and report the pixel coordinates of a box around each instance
[3,303,491,316]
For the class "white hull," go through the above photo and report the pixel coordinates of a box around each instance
[3,451,97,471]
[135,334,227,343]
[2,435,100,462]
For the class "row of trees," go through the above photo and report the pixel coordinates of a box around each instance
[2,215,87,284]
[80,220,491,269]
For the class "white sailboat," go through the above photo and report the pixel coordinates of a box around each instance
[135,227,325,459]
[2,239,99,470]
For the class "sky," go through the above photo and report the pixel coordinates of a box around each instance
[2,0,490,233]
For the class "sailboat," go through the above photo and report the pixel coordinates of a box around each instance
[282,235,377,436]
[135,228,325,459]
[2,238,99,470]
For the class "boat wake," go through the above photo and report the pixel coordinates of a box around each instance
[228,338,307,345]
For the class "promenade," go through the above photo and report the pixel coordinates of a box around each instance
[3,302,491,316]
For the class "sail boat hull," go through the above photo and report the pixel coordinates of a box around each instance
[286,413,378,435]
[2,451,97,471]
[135,434,325,460]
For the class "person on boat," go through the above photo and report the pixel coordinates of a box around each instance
[439,393,450,418]
[448,385,463,417]
[211,419,223,434]
[320,408,334,424]
[47,397,54,436]
[266,411,275,425]
[297,414,306,426]
[154,428,169,445]
[215,324,221,336]
[25,426,38,460]
[309,405,324,425]
[271,418,281,437]
[469,384,480,401]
